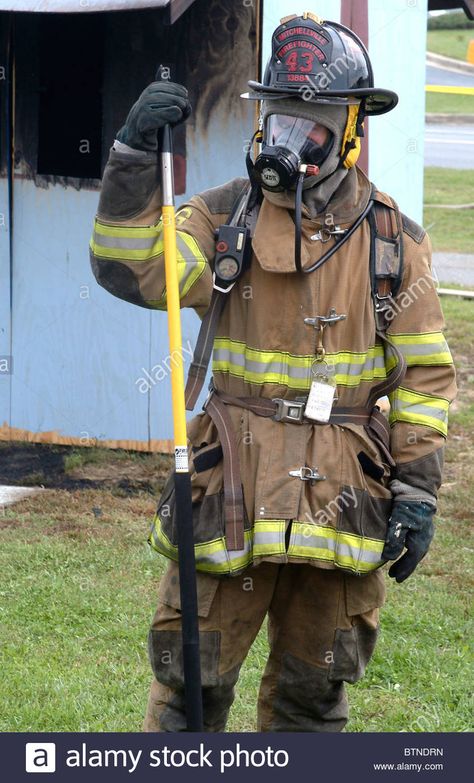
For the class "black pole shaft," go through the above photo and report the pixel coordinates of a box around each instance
[160,123,172,155]
[174,472,204,731]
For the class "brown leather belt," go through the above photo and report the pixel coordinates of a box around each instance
[203,383,394,552]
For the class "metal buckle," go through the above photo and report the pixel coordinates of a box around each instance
[272,398,306,424]
[374,292,394,330]
[288,466,327,483]
[374,291,392,306]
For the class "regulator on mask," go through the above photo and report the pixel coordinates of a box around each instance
[254,114,334,192]
[247,111,339,273]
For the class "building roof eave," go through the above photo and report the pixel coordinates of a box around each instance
[0,0,196,24]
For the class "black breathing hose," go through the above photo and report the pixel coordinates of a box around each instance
[301,196,374,275]
[294,171,306,273]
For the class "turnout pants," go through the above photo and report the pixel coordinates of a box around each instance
[144,561,385,732]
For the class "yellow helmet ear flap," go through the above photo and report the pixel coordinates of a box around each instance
[340,104,362,169]
[343,135,361,169]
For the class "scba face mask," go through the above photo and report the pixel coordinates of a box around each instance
[254,114,334,191]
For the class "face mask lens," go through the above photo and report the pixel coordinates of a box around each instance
[266,114,334,164]
[270,115,294,137]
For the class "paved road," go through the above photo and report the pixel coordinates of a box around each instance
[425,123,474,168]
[424,63,473,282]
[426,63,474,88]
[432,253,474,287]
[0,485,41,507]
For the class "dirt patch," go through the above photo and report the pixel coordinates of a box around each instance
[0,444,66,485]
[0,443,172,494]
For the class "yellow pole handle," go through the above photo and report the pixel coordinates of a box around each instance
[162,204,188,453]
[160,122,188,472]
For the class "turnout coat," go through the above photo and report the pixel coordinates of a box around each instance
[90,147,456,578]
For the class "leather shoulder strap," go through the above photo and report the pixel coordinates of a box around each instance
[365,189,407,405]
[369,190,404,331]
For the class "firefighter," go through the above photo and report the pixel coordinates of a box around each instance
[90,12,456,732]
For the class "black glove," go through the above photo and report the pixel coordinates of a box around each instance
[116,82,191,152]
[382,501,435,583]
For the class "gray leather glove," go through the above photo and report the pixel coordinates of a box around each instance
[116,82,191,152]
[382,501,435,583]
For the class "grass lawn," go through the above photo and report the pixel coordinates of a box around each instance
[427,28,474,62]
[423,167,474,254]
[425,91,474,115]
[0,298,472,733]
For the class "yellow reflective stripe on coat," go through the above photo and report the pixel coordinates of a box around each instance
[288,522,384,574]
[149,515,383,576]
[149,233,208,308]
[388,331,453,366]
[389,386,450,436]
[90,219,162,261]
[90,219,207,307]
[253,520,287,556]
[149,519,253,575]
[213,338,387,390]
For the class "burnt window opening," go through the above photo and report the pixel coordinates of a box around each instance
[37,14,104,179]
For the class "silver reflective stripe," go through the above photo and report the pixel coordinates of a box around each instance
[176,233,195,260]
[93,230,158,251]
[292,531,383,565]
[196,541,251,567]
[150,516,384,575]
[391,399,448,423]
[213,349,309,379]
[175,234,205,293]
[213,348,245,368]
[244,357,309,380]
[398,340,449,357]
[335,354,386,377]
[254,529,283,547]
[150,524,251,567]
[213,346,385,383]
[338,542,382,565]
[385,341,399,360]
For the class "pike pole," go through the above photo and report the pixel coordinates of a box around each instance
[159,118,204,732]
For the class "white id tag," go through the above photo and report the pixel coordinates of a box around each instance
[304,379,336,422]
